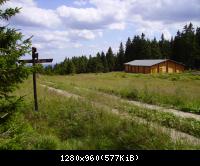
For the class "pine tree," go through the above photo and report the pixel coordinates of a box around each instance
[67,61,76,74]
[182,23,196,68]
[96,52,104,72]
[124,37,132,62]
[54,63,63,75]
[100,51,109,72]
[44,65,53,75]
[71,56,88,74]
[0,0,31,118]
[116,42,125,70]
[106,47,115,71]
[63,58,76,74]
[159,34,172,59]
[196,27,200,46]
[87,55,93,72]
[151,38,161,59]
[172,30,182,62]
[173,23,199,68]
[195,27,200,68]
[132,34,151,60]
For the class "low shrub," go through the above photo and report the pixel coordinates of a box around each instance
[33,135,60,150]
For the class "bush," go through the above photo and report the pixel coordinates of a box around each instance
[122,89,139,100]
[33,135,60,150]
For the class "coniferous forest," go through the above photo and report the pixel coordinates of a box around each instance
[42,23,200,75]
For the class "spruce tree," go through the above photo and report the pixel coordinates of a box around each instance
[116,42,125,70]
[100,51,109,72]
[195,27,200,68]
[106,47,115,71]
[196,27,200,46]
[67,61,76,74]
[132,34,151,60]
[151,38,161,59]
[124,37,132,62]
[96,52,104,72]
[159,34,169,58]
[0,0,31,118]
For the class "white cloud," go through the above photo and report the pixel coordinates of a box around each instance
[15,8,61,28]
[8,0,200,38]
[73,43,83,48]
[57,6,102,24]
[22,29,101,56]
[6,0,62,28]
[162,29,172,40]
[33,43,44,49]
[108,22,126,30]
[56,0,129,30]
[89,0,129,21]
[70,30,96,40]
[128,0,200,23]
[11,0,36,7]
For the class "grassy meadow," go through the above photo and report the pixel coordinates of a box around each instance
[41,72,200,113]
[1,72,200,150]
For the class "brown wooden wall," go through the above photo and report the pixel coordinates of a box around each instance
[124,65,151,74]
[124,60,184,74]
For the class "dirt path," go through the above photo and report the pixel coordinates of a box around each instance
[41,84,81,99]
[40,84,200,145]
[74,86,200,121]
[125,100,200,120]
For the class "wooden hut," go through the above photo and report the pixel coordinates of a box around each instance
[124,59,185,74]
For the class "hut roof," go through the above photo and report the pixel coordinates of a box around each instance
[124,59,165,66]
[124,59,185,67]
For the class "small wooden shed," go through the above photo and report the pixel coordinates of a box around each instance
[124,59,185,74]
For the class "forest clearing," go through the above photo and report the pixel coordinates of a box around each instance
[1,72,200,150]
[1,2,200,164]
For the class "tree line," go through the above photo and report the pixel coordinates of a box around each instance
[41,23,200,75]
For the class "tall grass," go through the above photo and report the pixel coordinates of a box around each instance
[40,78,200,139]
[0,78,199,149]
[40,72,200,113]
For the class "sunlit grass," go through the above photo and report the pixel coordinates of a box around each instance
[40,72,200,113]
[1,72,200,150]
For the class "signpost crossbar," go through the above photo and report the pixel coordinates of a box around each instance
[19,59,53,63]
[19,47,53,111]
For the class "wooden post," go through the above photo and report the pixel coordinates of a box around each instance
[166,60,169,73]
[18,47,53,112]
[32,47,38,111]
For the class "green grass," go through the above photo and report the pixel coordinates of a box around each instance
[124,104,200,139]
[40,72,200,113]
[39,74,200,140]
[1,77,200,150]
[37,73,200,138]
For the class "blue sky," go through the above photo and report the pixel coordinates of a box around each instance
[3,0,200,63]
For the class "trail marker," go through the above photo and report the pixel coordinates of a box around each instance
[19,47,53,111]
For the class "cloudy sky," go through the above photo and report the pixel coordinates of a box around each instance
[3,0,200,63]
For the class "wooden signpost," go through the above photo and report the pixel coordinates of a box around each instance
[19,47,53,111]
